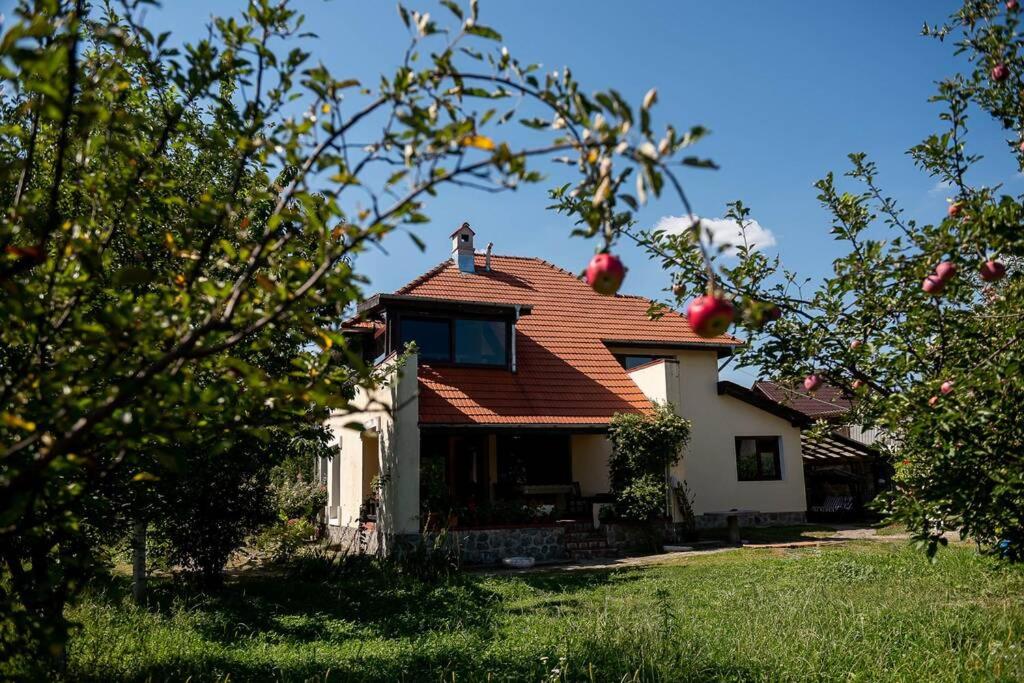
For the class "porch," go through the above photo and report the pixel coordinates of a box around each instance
[416,429,613,530]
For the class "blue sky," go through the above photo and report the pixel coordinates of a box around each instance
[128,1,1018,381]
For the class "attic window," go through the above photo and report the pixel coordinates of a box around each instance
[400,318,450,362]
[399,315,508,367]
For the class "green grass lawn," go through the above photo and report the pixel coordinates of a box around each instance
[65,540,1024,682]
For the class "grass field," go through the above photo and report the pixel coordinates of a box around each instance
[65,539,1024,682]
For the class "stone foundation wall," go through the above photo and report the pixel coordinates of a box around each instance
[694,510,806,529]
[329,511,807,565]
[326,523,382,555]
[603,521,694,553]
[436,526,569,565]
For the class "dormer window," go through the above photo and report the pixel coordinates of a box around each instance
[399,315,508,367]
[454,319,506,365]
[400,318,451,362]
[355,293,530,371]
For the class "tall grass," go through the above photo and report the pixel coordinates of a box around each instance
[65,542,1024,681]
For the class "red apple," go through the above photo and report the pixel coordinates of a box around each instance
[980,259,1006,282]
[852,379,865,390]
[947,202,962,218]
[672,282,686,297]
[1009,0,1019,11]
[992,63,1010,82]
[934,261,957,282]
[687,294,735,338]
[922,274,945,295]
[940,380,954,395]
[1018,140,1024,153]
[585,252,626,296]
[804,374,822,392]
[928,395,940,408]
[850,339,863,350]
[766,304,782,320]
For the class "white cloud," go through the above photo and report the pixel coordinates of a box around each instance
[654,214,776,256]
[928,180,953,195]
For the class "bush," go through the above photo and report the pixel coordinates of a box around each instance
[256,519,316,564]
[271,474,327,524]
[607,404,691,522]
[615,474,668,522]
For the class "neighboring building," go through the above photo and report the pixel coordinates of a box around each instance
[752,381,881,445]
[752,381,890,518]
[326,224,809,555]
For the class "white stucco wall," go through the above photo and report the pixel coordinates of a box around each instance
[571,434,611,496]
[622,349,806,517]
[325,353,421,537]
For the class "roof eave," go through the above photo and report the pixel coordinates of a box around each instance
[604,338,742,358]
[358,293,534,318]
[419,422,609,434]
[717,380,810,428]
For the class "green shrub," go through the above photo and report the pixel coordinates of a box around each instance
[607,404,691,522]
[271,474,328,524]
[256,519,317,564]
[615,474,668,522]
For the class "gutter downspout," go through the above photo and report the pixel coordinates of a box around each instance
[512,304,520,373]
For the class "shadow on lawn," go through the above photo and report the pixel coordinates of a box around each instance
[90,560,504,645]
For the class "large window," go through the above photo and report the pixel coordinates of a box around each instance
[455,319,507,365]
[399,316,508,366]
[735,437,782,481]
[400,318,450,362]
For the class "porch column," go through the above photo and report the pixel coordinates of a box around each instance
[378,353,420,539]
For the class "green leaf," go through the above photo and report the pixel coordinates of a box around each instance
[466,24,502,41]
[112,266,155,287]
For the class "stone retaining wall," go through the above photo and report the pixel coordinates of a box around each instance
[330,511,807,564]
[603,521,694,553]
[436,526,568,565]
[694,510,806,529]
[326,523,382,555]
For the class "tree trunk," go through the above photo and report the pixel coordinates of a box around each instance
[131,516,147,604]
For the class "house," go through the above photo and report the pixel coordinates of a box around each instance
[324,224,809,559]
[752,381,890,518]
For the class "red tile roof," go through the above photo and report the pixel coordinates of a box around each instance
[388,254,741,426]
[752,381,852,420]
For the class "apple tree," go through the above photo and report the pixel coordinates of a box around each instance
[631,0,1024,561]
[0,0,717,671]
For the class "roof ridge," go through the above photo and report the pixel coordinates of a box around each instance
[395,259,451,294]
[758,381,851,410]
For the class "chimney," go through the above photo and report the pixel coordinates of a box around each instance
[485,242,493,271]
[450,222,476,273]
